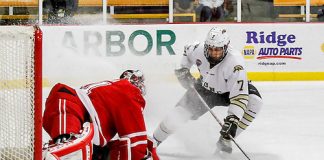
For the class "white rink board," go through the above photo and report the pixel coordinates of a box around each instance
[40,24,324,160]
[40,24,324,86]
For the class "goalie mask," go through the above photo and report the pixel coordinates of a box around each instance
[204,27,230,65]
[120,70,146,95]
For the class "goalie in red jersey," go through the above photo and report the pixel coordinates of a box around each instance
[42,70,159,160]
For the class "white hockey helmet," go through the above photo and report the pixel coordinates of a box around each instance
[204,27,230,64]
[120,70,146,95]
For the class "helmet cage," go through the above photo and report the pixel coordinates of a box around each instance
[120,70,146,95]
[204,27,230,64]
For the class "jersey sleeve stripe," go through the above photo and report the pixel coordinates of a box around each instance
[238,121,248,130]
[58,99,62,135]
[230,100,247,111]
[248,109,257,114]
[76,88,107,146]
[58,98,67,135]
[230,94,249,101]
[122,131,147,139]
[243,112,255,122]
[130,140,147,148]
[63,99,67,134]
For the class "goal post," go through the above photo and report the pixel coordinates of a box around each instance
[34,26,43,160]
[0,26,42,160]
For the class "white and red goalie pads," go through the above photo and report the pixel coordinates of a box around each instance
[108,138,131,160]
[108,137,159,160]
[42,122,94,160]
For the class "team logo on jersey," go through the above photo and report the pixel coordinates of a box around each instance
[233,65,244,73]
[196,59,202,66]
[193,43,199,51]
[184,43,200,56]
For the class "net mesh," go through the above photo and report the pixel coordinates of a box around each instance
[0,26,36,160]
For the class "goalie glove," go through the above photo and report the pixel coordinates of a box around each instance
[220,115,239,140]
[174,68,195,89]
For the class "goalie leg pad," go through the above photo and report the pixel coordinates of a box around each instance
[147,137,159,160]
[107,137,160,160]
[108,138,131,160]
[43,122,94,160]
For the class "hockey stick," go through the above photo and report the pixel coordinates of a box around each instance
[191,87,251,160]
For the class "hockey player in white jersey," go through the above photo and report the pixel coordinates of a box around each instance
[153,27,263,153]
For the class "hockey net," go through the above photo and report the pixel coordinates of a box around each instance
[0,26,42,160]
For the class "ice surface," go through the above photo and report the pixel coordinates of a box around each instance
[144,81,324,160]
[43,81,324,160]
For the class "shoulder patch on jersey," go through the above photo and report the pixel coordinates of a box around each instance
[193,43,199,51]
[233,65,244,73]
[184,42,200,55]
[196,59,202,66]
[184,45,190,55]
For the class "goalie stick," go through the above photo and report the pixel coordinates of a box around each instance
[191,87,251,160]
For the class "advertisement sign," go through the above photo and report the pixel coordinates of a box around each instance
[41,23,324,84]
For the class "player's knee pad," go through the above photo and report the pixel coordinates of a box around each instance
[161,106,192,134]
[247,94,263,116]
[153,106,192,143]
[236,94,263,137]
[42,122,94,160]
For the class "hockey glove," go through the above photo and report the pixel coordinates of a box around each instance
[174,68,195,89]
[220,115,239,140]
